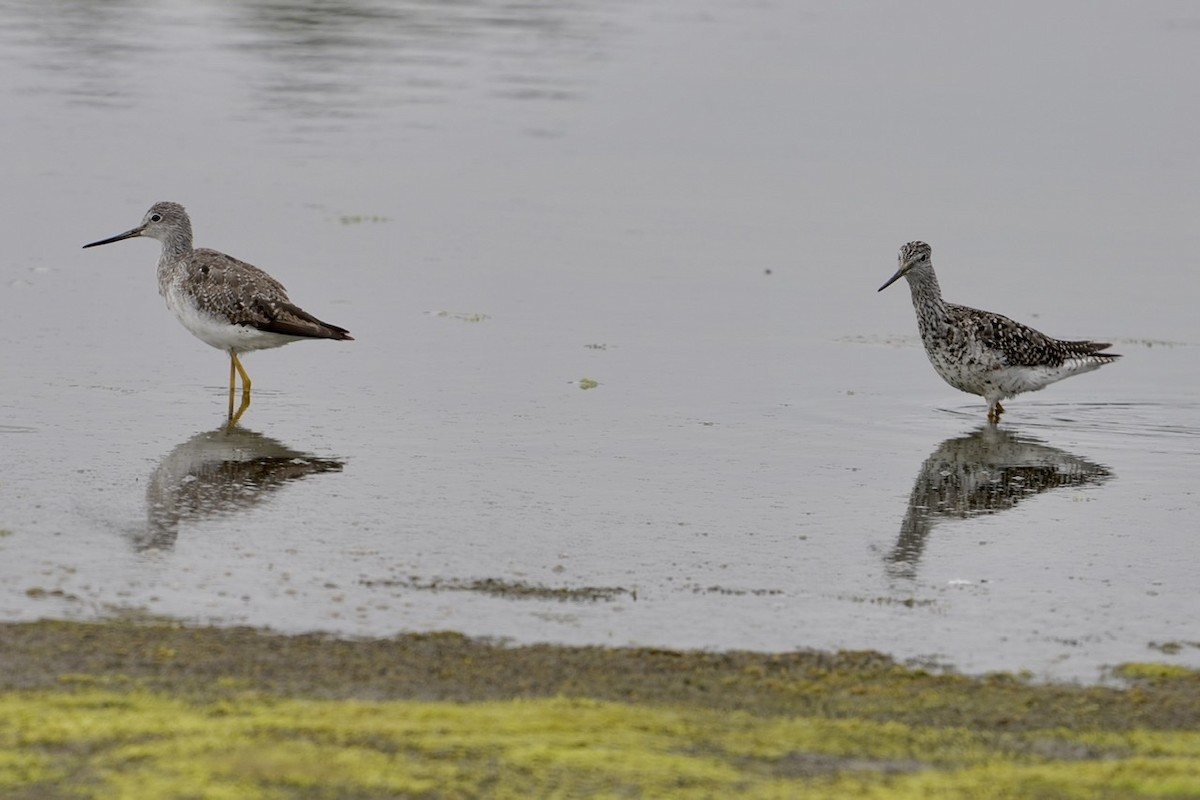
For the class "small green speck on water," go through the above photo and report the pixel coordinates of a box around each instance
[433,310,491,323]
[579,378,599,390]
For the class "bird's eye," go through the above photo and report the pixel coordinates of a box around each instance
[150,214,162,222]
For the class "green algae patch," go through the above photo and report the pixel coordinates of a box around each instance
[2,621,1200,798]
[4,691,1200,799]
[0,749,61,794]
[1113,663,1200,683]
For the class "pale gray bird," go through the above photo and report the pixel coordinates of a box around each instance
[84,201,353,422]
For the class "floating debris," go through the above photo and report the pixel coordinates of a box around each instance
[337,214,390,225]
[430,310,491,323]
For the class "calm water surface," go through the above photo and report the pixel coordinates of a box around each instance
[1,0,1198,681]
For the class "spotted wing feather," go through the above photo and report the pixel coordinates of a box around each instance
[182,249,353,341]
[949,303,1118,367]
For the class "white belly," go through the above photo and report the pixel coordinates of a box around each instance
[164,282,299,354]
[932,356,1104,403]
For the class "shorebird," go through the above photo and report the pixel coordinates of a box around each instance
[83,202,353,423]
[878,241,1118,422]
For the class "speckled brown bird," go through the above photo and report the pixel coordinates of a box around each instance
[878,241,1119,422]
[83,202,353,422]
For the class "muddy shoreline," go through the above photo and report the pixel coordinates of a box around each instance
[3,620,1197,728]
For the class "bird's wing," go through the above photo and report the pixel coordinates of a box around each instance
[183,250,350,340]
[252,298,353,339]
[949,304,1119,367]
[183,249,290,309]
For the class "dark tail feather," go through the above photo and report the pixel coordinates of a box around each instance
[255,301,353,340]
[319,323,353,341]
[1066,340,1120,359]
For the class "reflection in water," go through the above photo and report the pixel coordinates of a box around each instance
[5,0,619,118]
[887,426,1111,580]
[226,0,613,118]
[141,426,344,551]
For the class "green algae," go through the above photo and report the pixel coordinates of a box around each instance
[1113,663,1200,683]
[4,691,1200,799]
[1,621,1199,798]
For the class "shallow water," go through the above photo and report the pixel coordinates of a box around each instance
[2,0,1199,681]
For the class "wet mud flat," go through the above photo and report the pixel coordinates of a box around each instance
[1,620,1198,798]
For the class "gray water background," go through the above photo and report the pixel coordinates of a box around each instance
[1,0,1199,681]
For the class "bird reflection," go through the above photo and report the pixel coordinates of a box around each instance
[887,425,1111,579]
[140,425,345,551]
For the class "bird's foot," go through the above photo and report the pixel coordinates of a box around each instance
[987,401,1005,423]
[227,394,251,430]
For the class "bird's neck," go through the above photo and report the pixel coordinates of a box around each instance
[159,230,193,262]
[155,233,193,296]
[905,266,948,321]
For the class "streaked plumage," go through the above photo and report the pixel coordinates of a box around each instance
[878,241,1118,422]
[83,202,353,422]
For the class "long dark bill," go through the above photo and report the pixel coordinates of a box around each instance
[877,267,907,292]
[82,227,144,249]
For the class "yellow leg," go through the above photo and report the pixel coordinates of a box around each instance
[228,356,237,420]
[228,393,251,429]
[232,352,252,403]
[227,352,252,425]
[987,401,1005,424]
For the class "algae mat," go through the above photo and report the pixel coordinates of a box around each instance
[1,622,1199,799]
